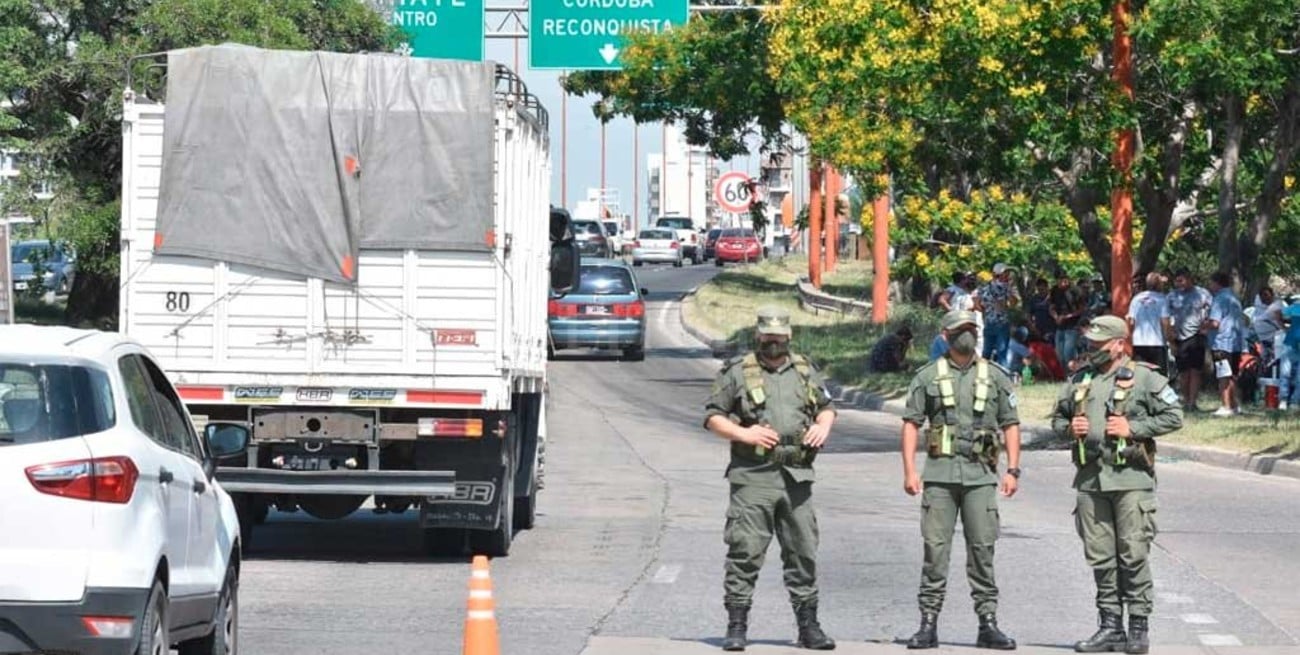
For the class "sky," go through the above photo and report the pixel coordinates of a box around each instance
[482,34,758,226]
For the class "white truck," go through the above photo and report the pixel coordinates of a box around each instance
[118,45,578,556]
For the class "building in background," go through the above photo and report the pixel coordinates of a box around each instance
[647,125,717,230]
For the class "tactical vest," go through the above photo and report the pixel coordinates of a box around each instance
[1071,366,1156,471]
[927,358,1000,466]
[735,352,821,467]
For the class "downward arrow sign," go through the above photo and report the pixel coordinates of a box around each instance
[599,43,620,65]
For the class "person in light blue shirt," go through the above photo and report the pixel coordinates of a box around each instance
[929,332,949,362]
[1279,296,1300,409]
[1204,272,1245,416]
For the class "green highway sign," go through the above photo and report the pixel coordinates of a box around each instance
[530,0,689,70]
[390,0,485,61]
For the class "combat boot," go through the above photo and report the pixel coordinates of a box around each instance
[1125,616,1149,654]
[794,602,836,650]
[976,614,1017,650]
[1074,611,1127,653]
[907,613,939,649]
[722,605,748,651]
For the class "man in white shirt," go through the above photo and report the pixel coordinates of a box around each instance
[1127,273,1170,371]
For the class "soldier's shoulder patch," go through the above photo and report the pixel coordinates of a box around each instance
[1007,392,1019,408]
[1157,385,1180,406]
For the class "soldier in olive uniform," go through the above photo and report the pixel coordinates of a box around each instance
[704,306,838,652]
[900,309,1021,651]
[1051,315,1183,655]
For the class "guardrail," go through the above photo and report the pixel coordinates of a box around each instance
[796,276,871,316]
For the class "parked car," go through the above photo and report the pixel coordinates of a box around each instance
[714,228,763,266]
[0,325,248,655]
[702,228,723,261]
[10,239,76,295]
[548,258,648,361]
[631,228,683,268]
[601,220,626,255]
[571,220,613,258]
[654,216,702,264]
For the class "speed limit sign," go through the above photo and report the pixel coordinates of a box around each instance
[714,171,755,213]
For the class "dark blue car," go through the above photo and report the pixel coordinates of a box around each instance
[10,240,76,295]
[548,258,647,361]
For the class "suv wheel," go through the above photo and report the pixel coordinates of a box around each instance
[178,563,238,655]
[136,581,168,655]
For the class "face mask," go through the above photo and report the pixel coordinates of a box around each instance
[1087,344,1114,368]
[950,330,978,355]
[759,340,789,359]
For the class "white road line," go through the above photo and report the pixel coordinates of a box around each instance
[1158,592,1195,604]
[1198,634,1243,647]
[1180,613,1219,624]
[651,564,682,584]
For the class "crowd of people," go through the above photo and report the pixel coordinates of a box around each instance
[867,264,1300,413]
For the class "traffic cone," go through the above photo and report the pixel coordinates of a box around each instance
[462,555,499,655]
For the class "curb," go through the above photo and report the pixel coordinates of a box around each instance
[677,291,737,359]
[1155,442,1300,480]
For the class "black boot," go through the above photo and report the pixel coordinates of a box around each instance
[976,614,1017,650]
[794,602,836,650]
[907,613,939,649]
[1125,616,1149,654]
[1074,611,1127,653]
[722,605,748,652]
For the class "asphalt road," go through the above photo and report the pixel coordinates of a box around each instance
[237,261,1300,655]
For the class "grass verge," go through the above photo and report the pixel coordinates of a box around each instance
[684,256,937,399]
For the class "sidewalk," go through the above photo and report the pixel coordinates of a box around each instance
[677,287,1300,482]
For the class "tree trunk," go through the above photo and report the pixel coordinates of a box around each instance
[1066,186,1112,286]
[1241,82,1300,298]
[1136,101,1198,279]
[1215,95,1245,279]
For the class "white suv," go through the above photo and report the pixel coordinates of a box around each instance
[0,325,249,655]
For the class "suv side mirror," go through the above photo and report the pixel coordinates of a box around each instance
[205,422,250,460]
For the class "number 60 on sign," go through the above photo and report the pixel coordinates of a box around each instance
[714,171,755,213]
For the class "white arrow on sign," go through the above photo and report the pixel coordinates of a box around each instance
[599,43,620,65]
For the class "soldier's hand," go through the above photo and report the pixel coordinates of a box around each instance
[1071,416,1090,438]
[1105,415,1132,438]
[802,423,830,448]
[1000,473,1019,498]
[904,472,922,496]
[743,425,780,448]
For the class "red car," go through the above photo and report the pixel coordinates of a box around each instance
[713,228,763,266]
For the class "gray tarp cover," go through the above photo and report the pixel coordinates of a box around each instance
[155,44,496,283]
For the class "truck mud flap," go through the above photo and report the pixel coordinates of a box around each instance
[420,478,504,529]
[216,468,455,496]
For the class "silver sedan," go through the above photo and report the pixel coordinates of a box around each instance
[631,229,684,267]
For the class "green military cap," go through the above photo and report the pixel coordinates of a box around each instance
[756,306,793,336]
[1083,314,1128,342]
[941,309,978,331]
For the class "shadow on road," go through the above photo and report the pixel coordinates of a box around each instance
[240,511,515,565]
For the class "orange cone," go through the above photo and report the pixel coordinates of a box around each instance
[462,555,499,655]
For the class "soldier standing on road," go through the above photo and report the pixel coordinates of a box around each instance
[1051,315,1183,654]
[704,306,838,652]
[900,309,1022,651]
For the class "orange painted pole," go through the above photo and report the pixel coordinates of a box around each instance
[871,175,890,324]
[1110,0,1135,316]
[824,166,840,273]
[809,164,823,288]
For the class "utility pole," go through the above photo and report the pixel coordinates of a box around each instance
[633,122,640,232]
[809,164,823,288]
[1110,0,1135,316]
[872,175,891,324]
[560,73,568,208]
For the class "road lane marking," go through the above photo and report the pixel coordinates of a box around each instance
[1198,635,1243,646]
[1180,613,1219,624]
[1159,592,1195,604]
[651,564,682,584]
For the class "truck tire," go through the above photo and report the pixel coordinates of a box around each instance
[513,451,539,531]
[234,494,255,552]
[468,477,513,557]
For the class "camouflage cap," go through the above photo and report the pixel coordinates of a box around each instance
[756,306,793,337]
[941,309,979,331]
[1083,314,1128,342]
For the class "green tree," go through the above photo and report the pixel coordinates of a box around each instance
[562,5,785,158]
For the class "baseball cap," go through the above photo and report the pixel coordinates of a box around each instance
[1082,315,1127,342]
[755,306,793,337]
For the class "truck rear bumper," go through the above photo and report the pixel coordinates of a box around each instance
[216,468,455,496]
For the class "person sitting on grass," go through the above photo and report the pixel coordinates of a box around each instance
[870,326,914,373]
